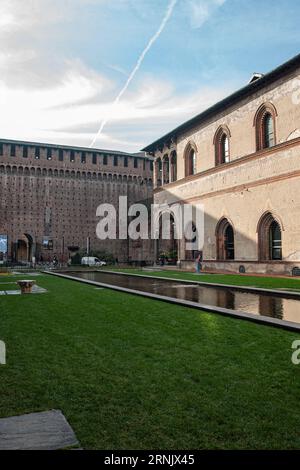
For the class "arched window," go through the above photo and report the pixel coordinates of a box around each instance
[221,134,229,163]
[184,143,197,177]
[263,113,275,148]
[225,225,235,260]
[156,213,178,265]
[254,103,277,151]
[187,149,196,176]
[257,212,282,261]
[269,220,282,260]
[163,155,169,185]
[170,151,177,182]
[214,126,231,166]
[156,158,162,187]
[216,218,235,260]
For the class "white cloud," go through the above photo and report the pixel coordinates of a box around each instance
[0,60,112,136]
[0,0,233,152]
[0,60,234,152]
[187,0,226,28]
[0,11,17,30]
[0,0,63,31]
[0,0,100,31]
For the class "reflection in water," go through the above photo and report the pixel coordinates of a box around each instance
[65,272,300,325]
[259,296,283,320]
[216,290,235,311]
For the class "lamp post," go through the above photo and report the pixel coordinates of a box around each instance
[62,236,65,265]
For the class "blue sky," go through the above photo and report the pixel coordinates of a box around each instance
[0,0,299,152]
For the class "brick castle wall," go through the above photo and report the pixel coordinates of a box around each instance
[0,139,154,263]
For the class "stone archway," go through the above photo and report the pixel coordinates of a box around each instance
[156,213,178,265]
[16,233,33,262]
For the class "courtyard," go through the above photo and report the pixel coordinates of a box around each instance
[1,272,300,449]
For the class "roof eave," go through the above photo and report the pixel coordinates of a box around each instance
[142,52,300,153]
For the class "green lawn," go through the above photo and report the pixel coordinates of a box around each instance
[1,273,300,449]
[0,278,25,291]
[103,267,300,291]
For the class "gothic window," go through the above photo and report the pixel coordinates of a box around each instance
[214,126,231,166]
[156,158,162,187]
[254,103,277,151]
[163,155,169,184]
[216,218,235,260]
[170,152,177,182]
[269,220,282,260]
[185,144,197,177]
[258,212,282,261]
[263,113,275,148]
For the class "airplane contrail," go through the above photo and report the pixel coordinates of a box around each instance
[89,0,178,148]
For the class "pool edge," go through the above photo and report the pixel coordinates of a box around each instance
[45,271,300,333]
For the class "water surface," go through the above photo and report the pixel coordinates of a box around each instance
[66,271,300,325]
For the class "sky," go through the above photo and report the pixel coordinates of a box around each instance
[0,0,300,153]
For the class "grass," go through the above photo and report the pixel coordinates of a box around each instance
[0,281,24,291]
[103,267,300,291]
[1,273,300,449]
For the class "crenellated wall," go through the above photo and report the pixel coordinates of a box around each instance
[0,140,154,263]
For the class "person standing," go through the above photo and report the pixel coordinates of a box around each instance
[195,253,202,274]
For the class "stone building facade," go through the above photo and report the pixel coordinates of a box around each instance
[0,139,153,264]
[144,53,300,275]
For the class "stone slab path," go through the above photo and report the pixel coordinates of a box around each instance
[0,410,79,450]
[0,285,47,295]
[12,272,41,276]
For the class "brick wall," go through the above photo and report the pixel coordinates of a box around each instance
[0,140,154,263]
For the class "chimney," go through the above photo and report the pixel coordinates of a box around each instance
[248,73,264,84]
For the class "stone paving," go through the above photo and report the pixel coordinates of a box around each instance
[0,285,47,295]
[0,410,79,450]
[12,272,41,276]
